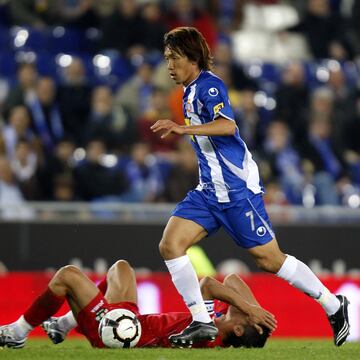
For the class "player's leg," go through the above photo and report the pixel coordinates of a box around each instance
[220,193,349,346]
[242,194,349,346]
[161,216,219,346]
[160,215,209,320]
[104,260,137,304]
[41,265,102,344]
[0,265,99,348]
[159,191,221,346]
[43,260,137,344]
[248,239,349,345]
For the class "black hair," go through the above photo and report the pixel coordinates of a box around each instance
[223,325,270,348]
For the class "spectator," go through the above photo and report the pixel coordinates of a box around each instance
[99,0,145,57]
[0,105,40,160]
[0,156,33,219]
[10,0,97,28]
[274,61,309,144]
[85,85,134,150]
[3,63,38,117]
[137,87,179,152]
[213,40,258,91]
[140,1,167,54]
[74,139,128,201]
[344,92,360,186]
[27,77,64,151]
[123,142,164,202]
[38,137,76,200]
[205,0,245,35]
[58,57,92,145]
[344,91,360,156]
[55,0,99,29]
[166,0,218,49]
[326,66,353,148]
[9,0,57,28]
[235,89,264,152]
[115,61,154,120]
[163,139,198,202]
[262,121,305,204]
[289,0,349,59]
[53,174,76,202]
[351,0,360,55]
[10,139,40,200]
[299,116,345,205]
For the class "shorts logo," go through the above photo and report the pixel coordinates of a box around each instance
[213,102,224,114]
[256,226,267,237]
[208,87,219,96]
[95,308,108,322]
[91,300,104,313]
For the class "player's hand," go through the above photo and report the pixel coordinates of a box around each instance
[151,120,185,138]
[246,304,277,334]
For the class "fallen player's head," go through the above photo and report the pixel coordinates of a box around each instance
[223,325,270,348]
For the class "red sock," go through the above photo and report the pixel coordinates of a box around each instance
[23,287,65,327]
[97,278,107,294]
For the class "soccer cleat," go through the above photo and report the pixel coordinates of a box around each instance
[0,325,26,349]
[169,321,218,347]
[328,295,350,346]
[41,317,66,344]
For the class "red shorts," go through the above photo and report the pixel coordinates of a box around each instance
[76,293,139,348]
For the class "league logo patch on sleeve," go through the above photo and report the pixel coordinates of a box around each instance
[213,102,224,114]
[208,87,219,96]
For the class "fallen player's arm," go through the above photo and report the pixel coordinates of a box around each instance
[200,276,277,332]
[223,273,260,307]
[151,117,236,138]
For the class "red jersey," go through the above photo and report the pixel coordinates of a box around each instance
[76,293,229,348]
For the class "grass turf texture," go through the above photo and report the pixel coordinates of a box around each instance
[1,338,359,360]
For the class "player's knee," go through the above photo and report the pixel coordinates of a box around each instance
[58,265,82,282]
[51,265,81,288]
[159,236,188,259]
[110,260,133,274]
[159,239,178,259]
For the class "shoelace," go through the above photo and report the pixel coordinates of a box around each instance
[0,327,16,340]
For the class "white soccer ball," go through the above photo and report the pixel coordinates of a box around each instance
[98,309,142,348]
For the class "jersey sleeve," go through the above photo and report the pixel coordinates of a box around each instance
[199,78,235,122]
[214,299,229,315]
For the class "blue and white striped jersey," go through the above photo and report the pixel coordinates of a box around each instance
[183,70,263,203]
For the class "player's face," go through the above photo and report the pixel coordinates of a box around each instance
[215,315,245,343]
[164,47,200,87]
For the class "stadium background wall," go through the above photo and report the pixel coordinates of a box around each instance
[0,222,359,274]
[0,273,359,340]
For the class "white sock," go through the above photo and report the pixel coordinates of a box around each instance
[57,311,77,334]
[11,315,33,339]
[204,300,215,319]
[277,255,340,315]
[165,255,211,323]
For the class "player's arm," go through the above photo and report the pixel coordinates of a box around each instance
[150,117,236,138]
[223,273,260,307]
[200,276,276,332]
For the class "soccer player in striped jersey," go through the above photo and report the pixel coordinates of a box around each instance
[151,26,349,347]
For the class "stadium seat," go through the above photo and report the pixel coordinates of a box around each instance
[0,25,10,51]
[0,51,17,78]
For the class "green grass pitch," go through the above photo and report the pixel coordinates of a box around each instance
[1,338,359,360]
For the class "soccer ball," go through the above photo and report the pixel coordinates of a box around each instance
[98,309,142,348]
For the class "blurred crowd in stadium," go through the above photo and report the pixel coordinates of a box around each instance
[0,0,360,208]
